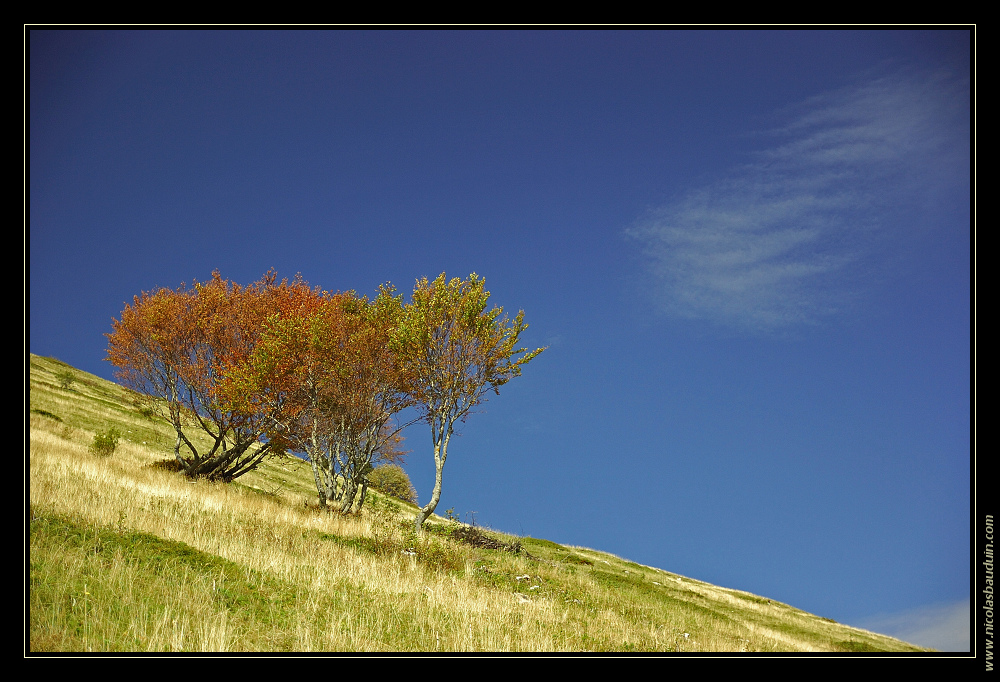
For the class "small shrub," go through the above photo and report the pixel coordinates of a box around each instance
[55,370,75,390]
[88,427,121,457]
[367,464,417,504]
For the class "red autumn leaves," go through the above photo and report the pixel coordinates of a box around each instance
[107,270,543,521]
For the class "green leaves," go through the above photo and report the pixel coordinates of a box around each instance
[399,273,545,530]
[400,272,544,416]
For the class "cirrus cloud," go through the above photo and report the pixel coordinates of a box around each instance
[627,69,969,332]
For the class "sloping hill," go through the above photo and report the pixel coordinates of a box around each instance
[27,353,930,653]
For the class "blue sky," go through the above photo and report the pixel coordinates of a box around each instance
[28,29,973,651]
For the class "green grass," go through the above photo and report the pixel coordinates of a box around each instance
[30,510,303,651]
[27,353,933,653]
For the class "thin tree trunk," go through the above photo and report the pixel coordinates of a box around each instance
[173,431,187,469]
[340,477,359,513]
[307,419,328,507]
[414,423,452,531]
[357,481,368,510]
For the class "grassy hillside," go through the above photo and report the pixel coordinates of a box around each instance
[27,353,931,653]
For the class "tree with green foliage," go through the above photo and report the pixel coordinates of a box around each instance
[396,273,544,531]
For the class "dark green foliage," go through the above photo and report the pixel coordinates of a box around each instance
[89,427,121,457]
[367,464,417,504]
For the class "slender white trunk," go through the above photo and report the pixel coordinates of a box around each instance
[415,418,452,531]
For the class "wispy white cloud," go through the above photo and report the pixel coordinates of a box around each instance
[627,69,968,332]
[854,599,970,652]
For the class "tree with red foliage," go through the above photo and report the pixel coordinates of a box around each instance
[106,271,317,481]
[233,285,414,511]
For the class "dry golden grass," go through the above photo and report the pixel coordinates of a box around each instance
[29,415,599,651]
[27,354,930,653]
